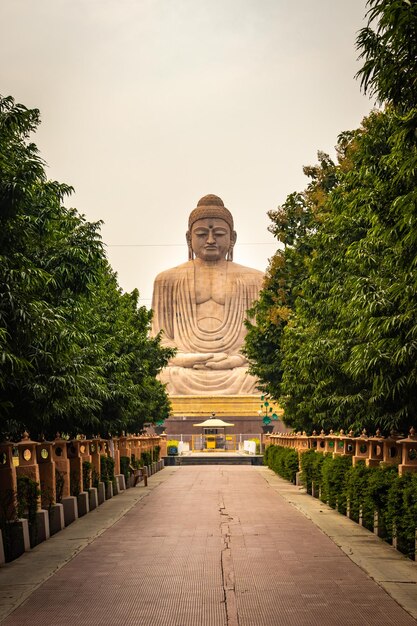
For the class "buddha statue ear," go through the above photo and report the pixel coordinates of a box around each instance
[227,230,237,262]
[186,231,194,260]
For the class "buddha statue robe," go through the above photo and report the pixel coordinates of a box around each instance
[151,258,263,395]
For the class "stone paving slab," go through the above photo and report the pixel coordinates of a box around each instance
[1,466,417,625]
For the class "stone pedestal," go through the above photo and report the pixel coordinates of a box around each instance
[166,395,284,436]
[105,482,113,500]
[89,488,98,510]
[116,474,126,491]
[62,496,78,526]
[32,509,50,546]
[77,492,89,517]
[97,482,106,505]
[49,503,65,535]
[5,519,30,561]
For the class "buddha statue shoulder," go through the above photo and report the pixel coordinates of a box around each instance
[151,194,264,395]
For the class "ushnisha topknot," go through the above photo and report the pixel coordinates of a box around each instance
[188,194,234,232]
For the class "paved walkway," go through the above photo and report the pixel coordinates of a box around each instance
[1,466,417,625]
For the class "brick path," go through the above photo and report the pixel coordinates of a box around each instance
[3,466,416,625]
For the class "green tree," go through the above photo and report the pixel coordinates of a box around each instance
[245,1,417,435]
[356,0,417,112]
[0,95,173,439]
[244,153,338,402]
[0,95,106,437]
[280,106,417,434]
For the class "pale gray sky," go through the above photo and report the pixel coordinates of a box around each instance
[1,0,373,306]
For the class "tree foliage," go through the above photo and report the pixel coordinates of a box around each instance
[0,95,173,440]
[356,0,417,112]
[243,153,338,400]
[245,1,417,434]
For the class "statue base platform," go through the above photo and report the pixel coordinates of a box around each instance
[165,395,284,436]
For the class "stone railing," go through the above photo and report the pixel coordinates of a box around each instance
[265,427,417,476]
[0,432,167,564]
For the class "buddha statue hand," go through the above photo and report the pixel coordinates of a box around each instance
[169,352,247,370]
[193,353,247,371]
[169,353,219,368]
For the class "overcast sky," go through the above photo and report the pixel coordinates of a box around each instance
[1,0,374,306]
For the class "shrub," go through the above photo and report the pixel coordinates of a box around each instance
[82,461,92,491]
[345,462,371,524]
[386,473,417,559]
[55,469,65,503]
[266,445,417,561]
[141,451,152,467]
[92,467,100,488]
[320,454,352,513]
[300,449,325,494]
[100,455,115,486]
[265,445,299,482]
[17,475,40,546]
[70,470,81,497]
[365,464,397,540]
[120,456,131,484]
[130,454,142,469]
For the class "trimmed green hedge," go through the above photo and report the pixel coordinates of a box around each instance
[100,455,115,486]
[120,456,131,484]
[152,445,161,462]
[141,451,152,467]
[264,445,299,482]
[269,446,417,560]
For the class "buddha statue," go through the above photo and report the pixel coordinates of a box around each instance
[151,194,264,395]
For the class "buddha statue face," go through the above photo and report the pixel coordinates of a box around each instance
[190,217,236,262]
[186,195,237,262]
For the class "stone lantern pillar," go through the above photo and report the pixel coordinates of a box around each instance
[36,441,55,507]
[36,441,65,536]
[338,430,355,457]
[352,430,369,466]
[382,432,402,466]
[398,428,417,476]
[53,435,78,526]
[308,430,326,454]
[67,440,90,517]
[89,439,105,506]
[16,433,49,546]
[0,440,30,560]
[324,430,338,456]
[296,432,310,453]
[332,430,348,457]
[366,430,385,467]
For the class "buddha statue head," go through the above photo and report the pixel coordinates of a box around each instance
[186,194,237,262]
